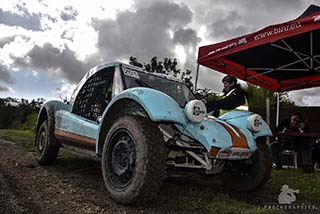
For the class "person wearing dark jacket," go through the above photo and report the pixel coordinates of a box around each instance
[271,112,314,173]
[203,75,248,116]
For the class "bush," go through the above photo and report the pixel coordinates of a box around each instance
[17,112,38,132]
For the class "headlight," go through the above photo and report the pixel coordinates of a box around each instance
[248,114,263,132]
[184,100,207,123]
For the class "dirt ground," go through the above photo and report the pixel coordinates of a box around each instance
[0,138,318,214]
[0,138,217,214]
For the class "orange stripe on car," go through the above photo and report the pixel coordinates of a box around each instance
[216,121,248,149]
[54,129,96,145]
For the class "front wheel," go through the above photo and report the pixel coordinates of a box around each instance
[102,116,166,205]
[35,120,60,165]
[221,139,272,192]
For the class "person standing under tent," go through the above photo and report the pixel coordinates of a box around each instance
[202,75,249,116]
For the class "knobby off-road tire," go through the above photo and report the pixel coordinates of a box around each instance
[102,115,166,205]
[35,120,59,165]
[222,139,272,192]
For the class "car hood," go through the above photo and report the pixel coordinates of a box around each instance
[174,113,262,152]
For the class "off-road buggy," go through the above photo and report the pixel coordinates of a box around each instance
[35,62,272,204]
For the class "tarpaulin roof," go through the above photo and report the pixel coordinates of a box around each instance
[198,5,320,92]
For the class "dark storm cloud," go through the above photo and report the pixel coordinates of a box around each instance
[0,85,10,92]
[236,0,307,29]
[0,64,14,84]
[0,7,42,31]
[91,1,194,63]
[241,0,305,12]
[173,28,201,47]
[60,6,78,21]
[207,10,248,40]
[0,35,24,86]
[195,0,307,41]
[171,27,201,74]
[13,43,96,83]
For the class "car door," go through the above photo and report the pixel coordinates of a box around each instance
[54,65,116,151]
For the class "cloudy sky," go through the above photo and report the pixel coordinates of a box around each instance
[0,0,319,105]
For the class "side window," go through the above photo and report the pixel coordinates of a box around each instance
[72,67,115,121]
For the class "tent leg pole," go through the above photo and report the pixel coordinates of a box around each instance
[310,31,313,68]
[266,97,270,145]
[194,63,200,93]
[276,92,280,126]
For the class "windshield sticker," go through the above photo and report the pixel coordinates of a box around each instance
[124,69,140,79]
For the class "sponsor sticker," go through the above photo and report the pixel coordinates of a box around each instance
[313,15,320,22]
[192,106,205,116]
[208,37,247,56]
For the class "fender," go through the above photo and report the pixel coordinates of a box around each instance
[35,100,70,144]
[102,87,187,124]
[36,101,70,129]
[96,87,187,153]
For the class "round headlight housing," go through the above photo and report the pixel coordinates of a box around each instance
[184,100,207,123]
[248,114,263,132]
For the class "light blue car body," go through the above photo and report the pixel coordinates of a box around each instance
[37,62,272,155]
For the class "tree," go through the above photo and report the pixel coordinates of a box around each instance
[0,97,46,129]
[128,56,194,90]
[245,84,295,107]
[129,56,143,68]
[194,82,295,107]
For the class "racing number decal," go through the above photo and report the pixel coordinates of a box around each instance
[124,69,140,79]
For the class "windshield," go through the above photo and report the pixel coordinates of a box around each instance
[123,68,195,107]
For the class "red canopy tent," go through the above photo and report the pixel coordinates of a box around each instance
[197,5,320,125]
[197,5,320,93]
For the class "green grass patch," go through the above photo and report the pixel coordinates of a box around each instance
[158,174,284,214]
[0,129,35,152]
[17,112,38,131]
[161,168,320,213]
[188,192,282,214]
[266,169,320,205]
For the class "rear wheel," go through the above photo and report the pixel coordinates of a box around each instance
[221,139,272,192]
[35,120,59,165]
[102,115,166,204]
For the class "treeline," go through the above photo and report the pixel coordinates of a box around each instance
[0,97,45,130]
[246,84,295,107]
[129,56,193,89]
[193,84,295,107]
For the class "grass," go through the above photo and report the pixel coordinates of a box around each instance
[173,189,283,214]
[0,129,35,152]
[0,129,319,213]
[0,129,76,159]
[266,169,320,205]
[17,112,38,132]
